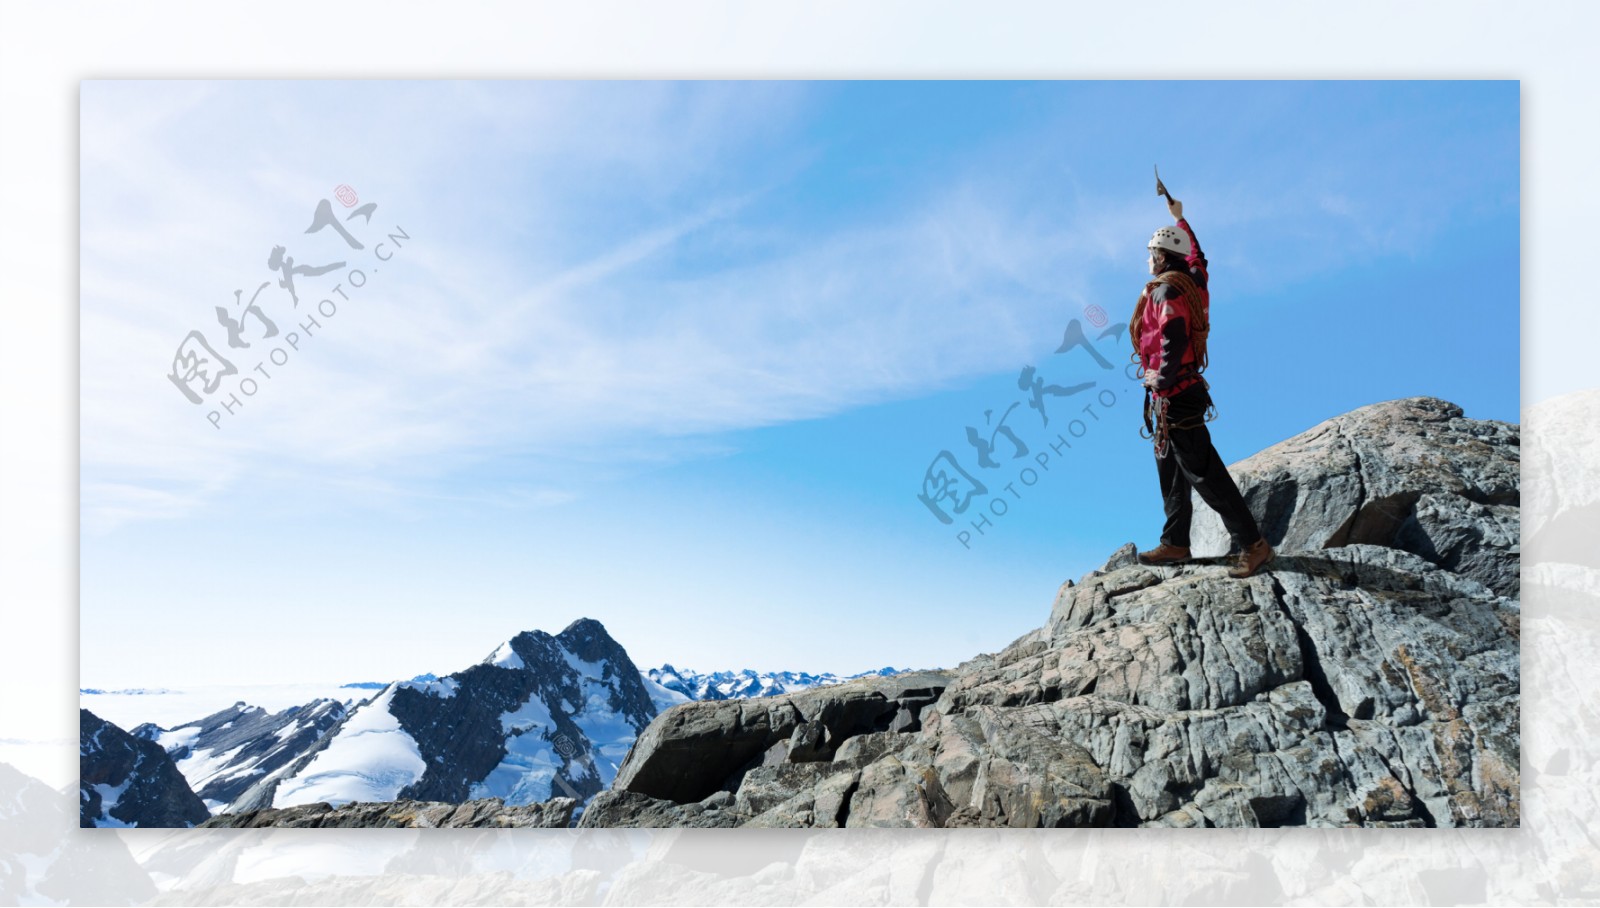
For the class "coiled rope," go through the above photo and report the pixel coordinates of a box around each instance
[1131,269,1217,457]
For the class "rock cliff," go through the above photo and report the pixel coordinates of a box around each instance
[578,397,1520,828]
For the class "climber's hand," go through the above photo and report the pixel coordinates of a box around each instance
[1167,197,1183,221]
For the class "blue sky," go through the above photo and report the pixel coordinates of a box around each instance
[79,81,1518,687]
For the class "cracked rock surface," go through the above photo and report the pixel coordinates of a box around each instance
[1189,396,1520,598]
[582,397,1519,828]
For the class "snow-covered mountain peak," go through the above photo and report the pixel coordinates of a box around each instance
[234,617,658,818]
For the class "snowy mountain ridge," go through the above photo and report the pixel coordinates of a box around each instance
[82,621,914,827]
[223,617,660,818]
[131,699,348,813]
[645,663,911,701]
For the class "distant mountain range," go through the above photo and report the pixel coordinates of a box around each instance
[339,673,441,691]
[645,665,910,701]
[80,619,898,827]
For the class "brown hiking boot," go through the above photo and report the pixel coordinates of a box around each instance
[1229,539,1275,578]
[1137,543,1191,566]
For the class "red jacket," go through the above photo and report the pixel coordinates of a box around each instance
[1135,218,1208,399]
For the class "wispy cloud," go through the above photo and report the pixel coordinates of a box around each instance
[81,82,1513,534]
[80,83,1139,533]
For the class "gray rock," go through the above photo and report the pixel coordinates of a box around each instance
[1188,397,1519,597]
[735,763,842,817]
[576,789,742,828]
[832,731,915,769]
[1395,492,1520,598]
[909,705,1115,828]
[609,670,950,805]
[785,720,830,762]
[200,796,575,828]
[1097,542,1140,574]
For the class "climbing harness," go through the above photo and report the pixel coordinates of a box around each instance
[1138,373,1217,458]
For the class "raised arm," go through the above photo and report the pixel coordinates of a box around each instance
[1176,217,1208,289]
[1166,198,1208,288]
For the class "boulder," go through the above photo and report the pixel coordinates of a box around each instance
[1187,397,1519,597]
[606,670,949,806]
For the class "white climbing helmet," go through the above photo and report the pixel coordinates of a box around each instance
[1148,225,1192,257]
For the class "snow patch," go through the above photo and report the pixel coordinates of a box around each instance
[639,672,691,713]
[271,685,426,809]
[499,690,555,735]
[468,731,561,806]
[468,685,562,805]
[400,676,460,699]
[86,778,135,828]
[154,726,201,753]
[487,640,525,670]
[273,719,306,743]
[175,742,247,792]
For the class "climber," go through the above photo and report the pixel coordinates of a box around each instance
[1131,187,1274,579]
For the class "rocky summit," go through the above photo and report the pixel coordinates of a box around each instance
[578,397,1520,828]
[1189,396,1519,597]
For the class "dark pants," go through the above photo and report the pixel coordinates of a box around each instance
[1153,382,1264,550]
